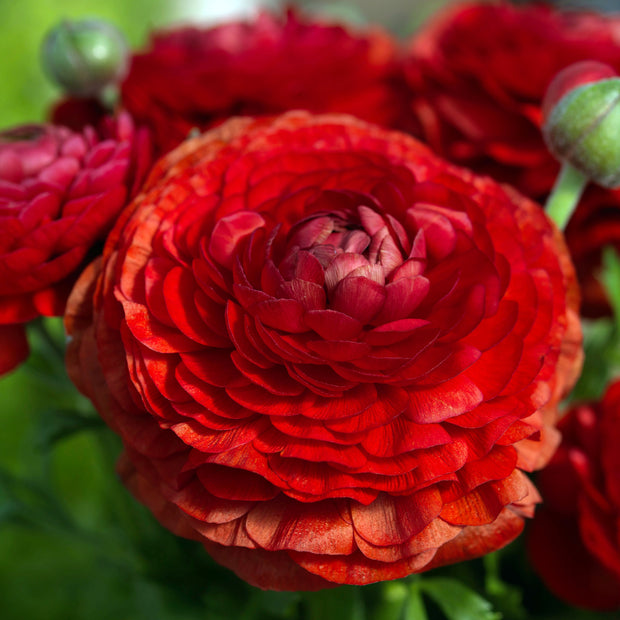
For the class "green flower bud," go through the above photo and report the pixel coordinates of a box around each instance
[41,19,129,97]
[543,62,620,189]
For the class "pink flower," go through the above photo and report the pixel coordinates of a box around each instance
[0,112,151,374]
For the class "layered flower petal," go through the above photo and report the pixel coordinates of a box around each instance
[66,112,581,590]
[403,2,620,316]
[528,382,620,611]
[0,113,151,373]
[120,10,406,156]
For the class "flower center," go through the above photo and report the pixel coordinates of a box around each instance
[283,192,409,293]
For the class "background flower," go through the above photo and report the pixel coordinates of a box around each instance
[66,111,581,590]
[528,381,620,611]
[120,10,407,156]
[403,2,620,315]
[0,112,150,374]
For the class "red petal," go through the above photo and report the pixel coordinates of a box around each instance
[172,417,269,453]
[255,298,307,333]
[305,339,371,361]
[291,547,436,586]
[364,318,430,346]
[354,517,460,562]
[204,543,333,591]
[428,508,524,571]
[407,374,484,423]
[351,487,443,546]
[180,349,243,388]
[441,470,529,526]
[245,495,355,554]
[362,417,451,457]
[324,385,407,433]
[231,351,305,396]
[225,301,276,368]
[226,383,316,417]
[123,300,205,353]
[304,309,363,340]
[276,279,326,311]
[331,276,386,323]
[196,464,279,501]
[372,276,430,324]
[209,210,265,268]
[0,324,29,375]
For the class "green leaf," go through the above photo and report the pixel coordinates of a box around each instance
[571,245,620,402]
[34,409,105,449]
[601,245,620,332]
[374,581,409,620]
[258,591,302,618]
[420,577,501,620]
[570,318,616,401]
[303,586,366,620]
[404,582,428,620]
[483,553,526,620]
[0,467,74,531]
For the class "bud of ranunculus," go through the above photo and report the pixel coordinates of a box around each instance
[542,61,620,189]
[42,19,129,97]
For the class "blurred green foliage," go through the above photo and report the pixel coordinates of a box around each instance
[0,0,171,127]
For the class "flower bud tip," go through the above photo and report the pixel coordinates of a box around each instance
[542,61,620,189]
[41,19,129,97]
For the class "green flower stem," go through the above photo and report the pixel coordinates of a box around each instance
[544,161,589,230]
[29,317,65,362]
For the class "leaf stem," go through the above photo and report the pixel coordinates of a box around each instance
[544,162,589,230]
[29,317,65,361]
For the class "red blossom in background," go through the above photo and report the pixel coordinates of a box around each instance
[528,382,620,611]
[403,2,620,316]
[49,97,109,133]
[0,112,151,375]
[66,112,582,590]
[120,10,407,157]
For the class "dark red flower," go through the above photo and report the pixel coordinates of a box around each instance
[120,10,406,157]
[528,381,620,611]
[66,112,582,590]
[50,97,108,132]
[403,2,620,316]
[404,2,620,196]
[0,112,151,374]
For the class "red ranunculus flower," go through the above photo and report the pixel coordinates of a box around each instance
[120,10,406,157]
[66,112,582,590]
[403,2,620,317]
[0,112,151,375]
[404,2,620,197]
[528,381,620,611]
[50,97,109,133]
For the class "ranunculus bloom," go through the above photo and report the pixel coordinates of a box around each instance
[120,10,406,156]
[50,97,108,133]
[404,2,620,197]
[528,382,620,610]
[403,2,620,316]
[66,112,582,590]
[0,112,150,374]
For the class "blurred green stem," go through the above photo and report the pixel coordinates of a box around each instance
[545,162,589,230]
[304,586,365,620]
[31,317,64,358]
